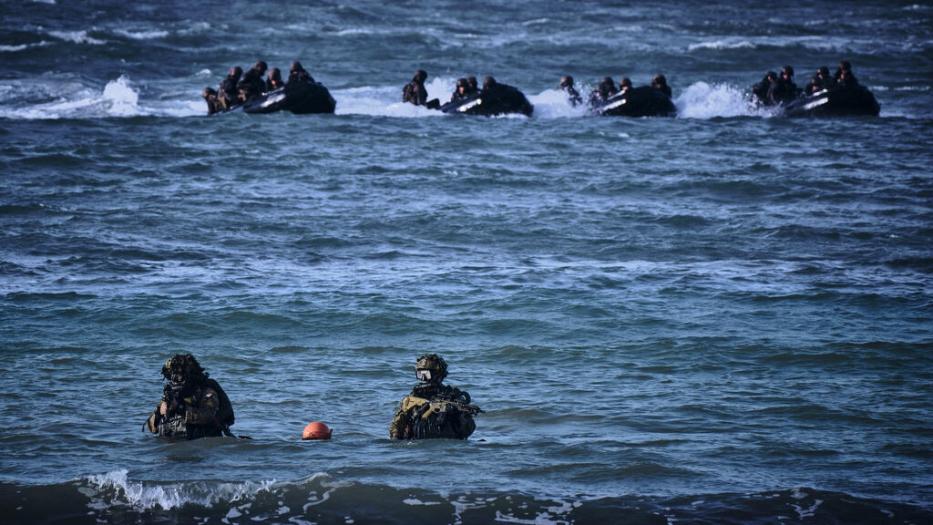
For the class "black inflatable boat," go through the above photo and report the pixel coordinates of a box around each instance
[240,80,336,115]
[781,85,880,117]
[591,86,677,117]
[438,84,534,117]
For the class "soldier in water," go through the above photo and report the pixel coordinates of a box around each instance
[145,353,235,440]
[402,69,429,106]
[389,354,480,440]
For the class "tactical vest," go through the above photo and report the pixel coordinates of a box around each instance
[398,395,476,440]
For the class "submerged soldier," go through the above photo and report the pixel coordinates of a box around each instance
[145,353,235,440]
[559,75,582,106]
[389,354,480,440]
[402,69,429,106]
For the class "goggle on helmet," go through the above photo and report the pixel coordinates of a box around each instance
[414,354,448,383]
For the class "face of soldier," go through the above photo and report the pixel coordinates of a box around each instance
[415,369,432,382]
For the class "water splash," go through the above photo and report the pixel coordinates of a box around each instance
[333,77,454,117]
[102,75,139,116]
[527,88,589,119]
[674,81,773,119]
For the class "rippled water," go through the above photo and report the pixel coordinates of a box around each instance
[1,1,932,523]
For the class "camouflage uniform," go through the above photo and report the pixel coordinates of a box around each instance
[389,354,480,440]
[145,354,235,440]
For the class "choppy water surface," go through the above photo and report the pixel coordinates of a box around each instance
[1,1,931,523]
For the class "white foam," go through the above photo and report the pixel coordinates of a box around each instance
[102,75,140,116]
[84,469,276,511]
[674,81,773,119]
[333,77,454,117]
[687,36,853,53]
[0,74,209,120]
[114,29,169,40]
[49,30,105,45]
[178,22,211,35]
[0,41,49,52]
[688,39,755,51]
[527,88,589,119]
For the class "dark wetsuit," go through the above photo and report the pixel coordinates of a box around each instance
[203,93,222,115]
[146,378,234,440]
[238,68,266,101]
[389,383,478,440]
[218,75,240,109]
[403,80,428,106]
[288,69,314,85]
[836,72,859,89]
[266,76,284,92]
[563,85,583,106]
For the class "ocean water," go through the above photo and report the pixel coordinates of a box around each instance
[1,1,932,523]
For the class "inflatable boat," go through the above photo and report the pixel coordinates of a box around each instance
[438,84,534,117]
[781,85,880,117]
[240,80,336,115]
[591,86,677,117]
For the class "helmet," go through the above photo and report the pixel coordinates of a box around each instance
[560,75,574,88]
[414,69,428,83]
[161,353,207,385]
[782,65,794,77]
[414,353,447,384]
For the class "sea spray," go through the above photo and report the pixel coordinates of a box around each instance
[103,76,139,117]
[527,88,589,119]
[674,81,773,119]
[333,77,455,117]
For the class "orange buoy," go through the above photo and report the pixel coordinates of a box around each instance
[302,421,332,440]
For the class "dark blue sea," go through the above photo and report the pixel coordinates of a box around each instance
[1,1,932,523]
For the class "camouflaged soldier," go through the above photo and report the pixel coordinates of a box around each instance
[389,354,480,440]
[145,354,235,440]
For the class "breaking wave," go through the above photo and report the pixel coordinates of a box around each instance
[1,472,928,525]
[47,30,105,45]
[113,29,170,40]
